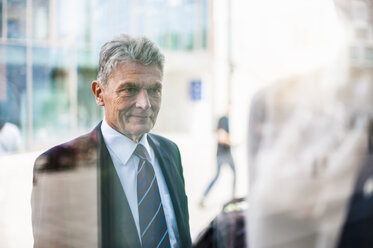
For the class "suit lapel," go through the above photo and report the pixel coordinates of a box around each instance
[95,124,141,248]
[147,134,189,246]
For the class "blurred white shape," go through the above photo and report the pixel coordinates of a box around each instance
[245,1,373,246]
[236,0,344,81]
[0,123,23,155]
[168,0,182,7]
[249,107,368,248]
[0,152,38,248]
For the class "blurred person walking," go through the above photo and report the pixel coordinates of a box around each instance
[199,102,236,208]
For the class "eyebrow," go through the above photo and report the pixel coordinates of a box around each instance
[150,82,162,89]
[116,81,162,91]
[118,82,138,88]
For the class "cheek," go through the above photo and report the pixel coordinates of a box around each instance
[150,97,161,110]
[113,97,132,111]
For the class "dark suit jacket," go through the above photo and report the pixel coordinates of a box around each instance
[337,128,373,248]
[32,122,192,248]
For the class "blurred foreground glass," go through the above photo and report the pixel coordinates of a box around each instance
[0,0,3,37]
[32,139,99,247]
[247,0,373,248]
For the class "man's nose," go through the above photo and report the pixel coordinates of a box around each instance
[135,89,151,110]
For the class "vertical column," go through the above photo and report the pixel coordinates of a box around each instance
[0,47,6,101]
[0,0,6,102]
[26,0,33,149]
[212,0,230,115]
[227,0,233,99]
[2,0,7,39]
[49,0,56,42]
[194,0,202,50]
[129,0,136,35]
[69,46,78,136]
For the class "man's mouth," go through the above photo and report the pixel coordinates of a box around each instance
[131,115,150,119]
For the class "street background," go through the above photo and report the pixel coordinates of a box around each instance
[1,0,372,247]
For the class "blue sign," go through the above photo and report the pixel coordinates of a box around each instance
[189,80,202,101]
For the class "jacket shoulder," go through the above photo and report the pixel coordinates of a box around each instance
[34,130,99,172]
[147,133,179,151]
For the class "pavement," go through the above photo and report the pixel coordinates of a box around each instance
[0,132,249,247]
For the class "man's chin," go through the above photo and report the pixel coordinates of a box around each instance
[129,125,152,137]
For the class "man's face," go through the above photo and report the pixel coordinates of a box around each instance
[97,61,162,142]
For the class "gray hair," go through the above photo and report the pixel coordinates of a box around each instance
[97,34,165,87]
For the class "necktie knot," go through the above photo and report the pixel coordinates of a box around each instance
[134,144,149,161]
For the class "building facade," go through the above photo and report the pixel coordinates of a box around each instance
[0,0,212,150]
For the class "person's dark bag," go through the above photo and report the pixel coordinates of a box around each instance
[193,198,248,248]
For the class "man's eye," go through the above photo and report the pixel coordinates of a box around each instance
[148,88,161,95]
[123,88,138,94]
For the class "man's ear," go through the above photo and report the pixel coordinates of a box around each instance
[92,81,105,106]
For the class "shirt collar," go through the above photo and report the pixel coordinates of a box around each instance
[101,119,152,165]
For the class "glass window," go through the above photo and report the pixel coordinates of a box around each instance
[350,46,358,60]
[356,28,367,41]
[365,46,373,62]
[7,0,26,39]
[32,0,49,40]
[353,3,368,22]
[77,49,102,133]
[0,44,27,153]
[56,0,86,42]
[0,46,5,102]
[32,47,72,144]
[94,0,209,51]
[0,0,3,37]
[76,0,92,46]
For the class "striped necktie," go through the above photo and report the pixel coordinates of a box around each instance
[134,144,170,248]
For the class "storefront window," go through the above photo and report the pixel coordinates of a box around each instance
[77,49,101,133]
[32,0,49,41]
[0,44,27,150]
[0,0,3,37]
[7,0,26,39]
[94,0,208,51]
[32,47,72,144]
[0,0,210,150]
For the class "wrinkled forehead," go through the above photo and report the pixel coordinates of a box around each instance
[107,61,163,87]
[110,60,162,77]
[115,61,162,74]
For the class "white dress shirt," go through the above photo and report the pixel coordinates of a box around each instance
[101,120,180,247]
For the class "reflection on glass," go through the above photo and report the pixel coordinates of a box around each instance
[132,0,208,50]
[0,0,3,37]
[56,0,89,43]
[7,0,26,39]
[32,47,72,144]
[0,46,5,102]
[0,45,27,154]
[75,0,92,45]
[0,0,210,151]
[77,50,101,133]
[2,45,26,127]
[32,0,49,40]
[94,0,208,51]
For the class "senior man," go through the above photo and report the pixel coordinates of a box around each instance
[32,34,191,248]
